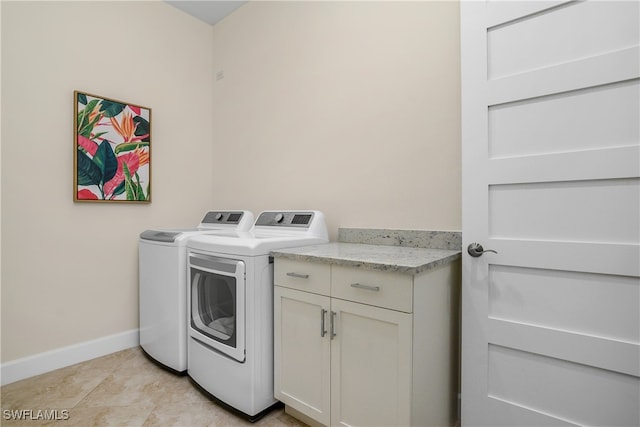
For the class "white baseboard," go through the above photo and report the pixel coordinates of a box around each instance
[1,329,139,386]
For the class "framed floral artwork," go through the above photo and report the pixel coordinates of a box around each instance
[74,91,151,202]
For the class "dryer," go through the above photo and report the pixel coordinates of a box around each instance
[138,210,254,373]
[186,211,328,420]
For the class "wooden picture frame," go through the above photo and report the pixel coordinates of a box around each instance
[74,91,151,202]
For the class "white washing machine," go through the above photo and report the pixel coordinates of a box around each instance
[138,210,254,373]
[186,211,328,420]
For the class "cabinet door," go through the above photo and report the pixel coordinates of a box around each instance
[274,286,331,425]
[331,298,412,427]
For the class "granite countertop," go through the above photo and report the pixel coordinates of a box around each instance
[271,242,461,275]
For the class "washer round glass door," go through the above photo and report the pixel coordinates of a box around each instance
[189,253,245,362]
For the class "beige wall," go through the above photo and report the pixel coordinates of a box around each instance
[1,0,461,364]
[209,1,461,240]
[0,1,215,362]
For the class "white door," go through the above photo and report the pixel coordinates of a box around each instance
[461,1,640,426]
[188,254,246,362]
[330,298,412,427]
[274,286,331,426]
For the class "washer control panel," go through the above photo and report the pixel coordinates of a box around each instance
[201,211,246,224]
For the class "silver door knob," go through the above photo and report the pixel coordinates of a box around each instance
[467,243,498,257]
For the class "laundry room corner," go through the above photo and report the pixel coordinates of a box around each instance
[1,0,217,383]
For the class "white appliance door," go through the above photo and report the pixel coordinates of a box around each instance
[461,1,639,426]
[189,253,246,362]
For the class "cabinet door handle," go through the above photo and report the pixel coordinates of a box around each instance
[286,272,309,279]
[350,283,380,292]
[330,311,337,340]
[320,309,327,337]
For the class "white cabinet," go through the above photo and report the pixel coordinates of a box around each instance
[330,297,412,427]
[274,286,331,425]
[274,257,459,427]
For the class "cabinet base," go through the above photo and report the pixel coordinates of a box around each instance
[285,406,326,427]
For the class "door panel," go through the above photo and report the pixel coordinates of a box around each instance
[488,345,639,427]
[330,298,412,427]
[487,1,639,79]
[488,80,639,158]
[274,286,331,425]
[488,179,640,243]
[461,1,640,425]
[488,266,640,343]
[487,48,639,107]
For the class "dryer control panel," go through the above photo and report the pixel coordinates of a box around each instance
[255,211,315,228]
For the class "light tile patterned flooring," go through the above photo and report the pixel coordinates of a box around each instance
[0,347,306,426]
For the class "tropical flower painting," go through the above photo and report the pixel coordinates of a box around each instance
[74,91,151,202]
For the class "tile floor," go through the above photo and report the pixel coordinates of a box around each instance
[0,347,306,427]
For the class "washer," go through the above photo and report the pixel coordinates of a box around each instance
[186,211,328,420]
[139,210,254,374]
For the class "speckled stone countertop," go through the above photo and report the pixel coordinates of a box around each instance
[338,228,462,251]
[271,242,461,275]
